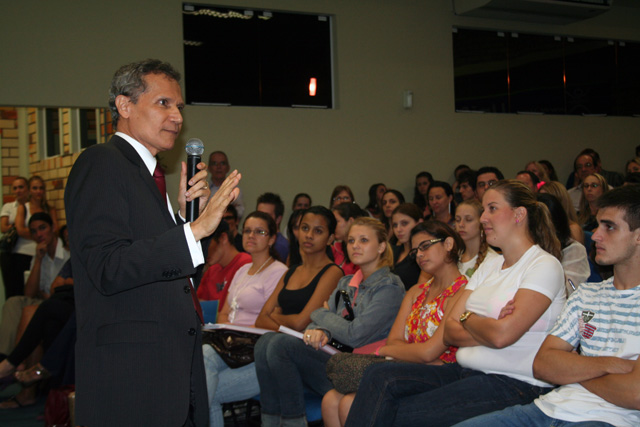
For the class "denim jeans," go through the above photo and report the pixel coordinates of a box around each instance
[344,362,553,427]
[202,344,260,427]
[254,332,333,419]
[453,403,615,427]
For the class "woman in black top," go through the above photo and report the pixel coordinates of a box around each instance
[256,206,344,332]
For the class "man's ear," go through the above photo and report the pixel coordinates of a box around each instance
[115,95,132,119]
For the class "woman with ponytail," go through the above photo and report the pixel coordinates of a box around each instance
[344,180,566,427]
[454,199,498,278]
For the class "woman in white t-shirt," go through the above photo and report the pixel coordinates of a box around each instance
[202,211,288,427]
[454,199,499,279]
[0,177,35,298]
[343,180,566,427]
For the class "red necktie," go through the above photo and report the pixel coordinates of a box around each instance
[153,163,204,324]
[153,164,167,206]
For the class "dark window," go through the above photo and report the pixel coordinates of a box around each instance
[453,27,640,116]
[79,109,98,149]
[45,108,60,157]
[183,4,334,108]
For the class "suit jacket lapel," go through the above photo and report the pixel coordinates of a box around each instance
[111,136,177,228]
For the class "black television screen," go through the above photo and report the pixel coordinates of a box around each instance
[183,3,334,108]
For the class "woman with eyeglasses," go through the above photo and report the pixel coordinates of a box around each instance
[255,217,405,427]
[322,220,467,427]
[344,180,566,427]
[201,211,288,427]
[330,185,355,209]
[578,173,609,232]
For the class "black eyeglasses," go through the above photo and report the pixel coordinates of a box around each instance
[409,238,444,259]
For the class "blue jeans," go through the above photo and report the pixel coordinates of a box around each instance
[344,362,553,427]
[202,344,260,427]
[254,332,333,419]
[453,403,615,427]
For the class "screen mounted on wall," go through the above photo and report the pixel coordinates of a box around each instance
[183,3,334,108]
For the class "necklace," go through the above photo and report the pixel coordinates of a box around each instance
[229,257,272,323]
[252,256,272,275]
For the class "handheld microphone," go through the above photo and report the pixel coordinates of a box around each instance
[185,138,205,222]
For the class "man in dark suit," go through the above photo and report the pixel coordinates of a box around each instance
[65,59,240,426]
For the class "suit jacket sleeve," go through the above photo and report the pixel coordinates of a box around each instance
[65,138,197,296]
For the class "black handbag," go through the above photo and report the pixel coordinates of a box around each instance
[0,225,18,253]
[202,329,261,369]
[328,290,355,353]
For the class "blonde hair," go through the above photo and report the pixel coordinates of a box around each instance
[539,181,579,223]
[525,161,550,182]
[578,173,609,226]
[456,199,488,272]
[347,217,393,268]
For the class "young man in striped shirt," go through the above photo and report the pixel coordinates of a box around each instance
[456,185,640,427]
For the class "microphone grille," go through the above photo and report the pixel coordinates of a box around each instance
[185,138,205,156]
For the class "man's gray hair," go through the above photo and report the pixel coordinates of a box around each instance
[108,59,181,127]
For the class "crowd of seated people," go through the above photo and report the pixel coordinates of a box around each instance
[1,144,638,427]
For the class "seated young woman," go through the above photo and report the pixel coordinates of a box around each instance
[578,173,610,232]
[454,199,499,278]
[322,220,468,427]
[364,183,386,221]
[332,202,366,276]
[390,203,428,290]
[537,193,590,295]
[202,211,289,427]
[413,172,433,218]
[428,181,456,226]
[538,181,584,244]
[380,189,405,241]
[343,180,566,427]
[330,185,355,209]
[254,217,405,427]
[286,208,306,267]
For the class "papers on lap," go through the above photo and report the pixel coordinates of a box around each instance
[278,325,340,355]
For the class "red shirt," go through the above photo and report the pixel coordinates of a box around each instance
[197,252,252,310]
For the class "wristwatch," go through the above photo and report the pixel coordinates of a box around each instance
[459,311,474,325]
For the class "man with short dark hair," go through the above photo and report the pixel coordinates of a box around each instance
[65,59,240,426]
[567,149,622,210]
[196,220,251,310]
[456,170,477,202]
[256,192,288,261]
[455,185,640,427]
[475,166,504,201]
[0,212,69,356]
[209,151,245,219]
[516,170,540,193]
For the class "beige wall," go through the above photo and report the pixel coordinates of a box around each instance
[1,0,639,218]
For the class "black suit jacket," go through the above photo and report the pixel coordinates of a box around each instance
[65,135,208,426]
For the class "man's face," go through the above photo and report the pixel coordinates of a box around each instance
[516,173,536,193]
[476,173,499,201]
[575,155,597,182]
[223,212,238,235]
[208,153,230,183]
[116,73,184,156]
[592,207,640,267]
[257,202,281,227]
[29,220,54,246]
